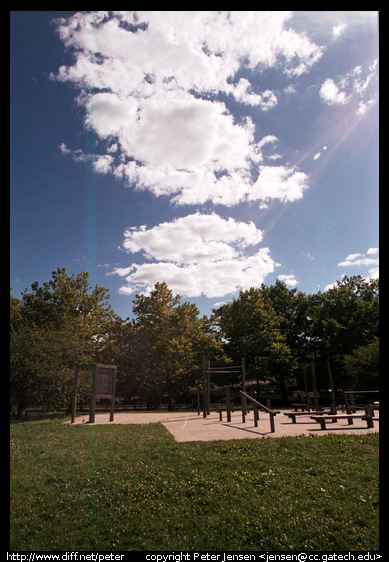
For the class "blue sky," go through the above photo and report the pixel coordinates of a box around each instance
[10,11,379,319]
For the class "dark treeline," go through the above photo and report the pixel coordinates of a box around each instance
[10,267,378,416]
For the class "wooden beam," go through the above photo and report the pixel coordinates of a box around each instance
[205,369,241,373]
[239,390,277,415]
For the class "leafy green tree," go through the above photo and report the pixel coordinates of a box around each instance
[20,267,117,336]
[10,268,119,416]
[260,280,311,361]
[343,337,379,390]
[213,287,294,402]
[129,282,226,409]
[308,276,379,388]
[10,292,42,417]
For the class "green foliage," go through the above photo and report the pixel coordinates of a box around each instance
[10,272,379,416]
[10,268,119,416]
[213,287,294,400]
[343,337,379,390]
[125,282,227,409]
[260,279,311,360]
[307,276,379,387]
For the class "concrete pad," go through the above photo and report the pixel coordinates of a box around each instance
[67,410,379,442]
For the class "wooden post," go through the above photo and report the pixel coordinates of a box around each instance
[202,356,207,418]
[241,357,246,421]
[89,364,97,423]
[226,387,231,422]
[311,361,319,411]
[109,366,117,422]
[71,366,80,424]
[349,393,356,413]
[197,389,201,415]
[364,405,374,428]
[344,392,351,414]
[327,360,336,414]
[303,364,313,411]
[269,412,275,433]
[206,360,211,416]
[240,390,277,433]
[253,404,258,427]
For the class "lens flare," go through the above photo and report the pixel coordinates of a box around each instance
[313,146,328,161]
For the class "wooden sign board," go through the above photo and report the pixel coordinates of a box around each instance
[95,365,116,398]
[71,364,117,423]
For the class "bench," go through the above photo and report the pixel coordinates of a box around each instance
[290,403,312,412]
[284,410,331,424]
[310,414,378,430]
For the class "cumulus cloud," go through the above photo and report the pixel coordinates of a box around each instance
[338,248,379,269]
[229,78,278,109]
[121,212,263,263]
[325,248,379,291]
[114,251,279,298]
[51,11,321,206]
[278,274,299,287]
[320,60,378,114]
[332,23,347,38]
[110,213,280,297]
[337,248,379,281]
[320,78,349,105]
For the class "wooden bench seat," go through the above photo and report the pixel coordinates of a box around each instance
[290,403,312,411]
[284,411,330,424]
[311,414,377,430]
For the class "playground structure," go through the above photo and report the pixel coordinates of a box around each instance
[197,357,379,435]
[199,357,279,433]
[283,363,379,430]
[199,356,245,420]
[68,358,378,437]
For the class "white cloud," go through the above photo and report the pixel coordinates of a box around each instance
[320,60,378,114]
[337,248,379,280]
[338,251,379,269]
[356,99,376,116]
[324,248,379,291]
[111,212,280,298]
[115,249,279,298]
[52,11,322,207]
[278,274,299,287]
[59,142,86,162]
[320,78,349,105]
[229,79,278,109]
[332,23,347,38]
[324,279,342,292]
[121,212,263,264]
[92,154,113,174]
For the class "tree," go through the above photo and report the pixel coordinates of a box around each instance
[342,337,379,390]
[308,276,379,388]
[260,280,311,361]
[129,282,226,410]
[20,267,117,337]
[213,287,294,402]
[10,268,119,416]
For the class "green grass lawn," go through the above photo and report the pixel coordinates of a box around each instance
[10,417,379,551]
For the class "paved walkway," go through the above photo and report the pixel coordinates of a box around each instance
[67,410,379,442]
